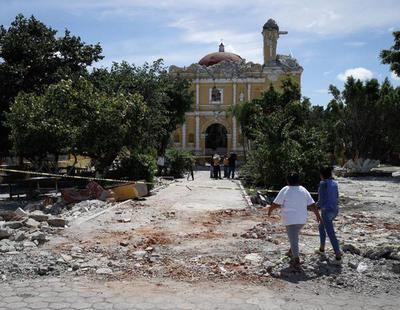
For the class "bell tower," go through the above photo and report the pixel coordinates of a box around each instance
[262,19,287,65]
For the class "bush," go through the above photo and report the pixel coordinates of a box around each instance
[107,152,156,186]
[165,149,193,178]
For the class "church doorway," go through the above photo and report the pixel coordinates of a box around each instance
[205,123,227,155]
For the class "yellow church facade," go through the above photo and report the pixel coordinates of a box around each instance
[169,19,303,157]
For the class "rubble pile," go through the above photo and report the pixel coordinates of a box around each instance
[0,198,113,280]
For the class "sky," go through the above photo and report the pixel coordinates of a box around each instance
[1,0,400,106]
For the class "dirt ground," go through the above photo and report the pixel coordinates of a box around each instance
[1,171,399,300]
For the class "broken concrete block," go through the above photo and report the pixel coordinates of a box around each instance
[133,250,147,259]
[24,218,40,228]
[0,228,12,240]
[14,207,28,218]
[96,267,113,275]
[30,232,47,243]
[3,221,23,229]
[14,231,26,242]
[29,210,49,222]
[22,241,37,248]
[47,218,67,227]
[244,253,263,265]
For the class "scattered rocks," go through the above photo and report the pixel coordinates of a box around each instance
[30,232,47,243]
[392,263,400,274]
[133,250,147,259]
[3,221,23,229]
[14,208,28,218]
[47,218,67,227]
[96,267,113,275]
[24,218,40,228]
[244,253,263,265]
[342,243,361,255]
[357,262,369,273]
[29,210,49,222]
[0,228,12,240]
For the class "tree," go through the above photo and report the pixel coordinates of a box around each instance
[240,79,328,190]
[5,78,148,173]
[327,77,400,160]
[90,60,193,154]
[380,31,400,77]
[0,14,103,155]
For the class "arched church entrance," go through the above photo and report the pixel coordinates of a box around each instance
[205,123,227,156]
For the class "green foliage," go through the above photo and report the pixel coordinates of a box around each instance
[165,149,194,178]
[5,78,148,172]
[90,61,194,154]
[108,150,156,184]
[326,77,400,160]
[240,79,328,190]
[380,31,400,76]
[0,14,103,154]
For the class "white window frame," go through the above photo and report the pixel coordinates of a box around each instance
[209,87,224,104]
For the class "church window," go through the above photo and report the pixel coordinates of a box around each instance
[239,92,245,102]
[209,87,223,104]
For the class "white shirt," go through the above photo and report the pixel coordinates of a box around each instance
[273,186,315,226]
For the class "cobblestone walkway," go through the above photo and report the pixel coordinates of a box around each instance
[0,277,398,310]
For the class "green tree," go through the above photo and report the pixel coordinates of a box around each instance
[5,78,148,174]
[380,31,400,76]
[327,77,399,160]
[90,60,193,154]
[0,14,103,155]
[240,79,328,190]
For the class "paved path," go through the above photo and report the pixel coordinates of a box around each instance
[0,277,398,310]
[151,170,246,211]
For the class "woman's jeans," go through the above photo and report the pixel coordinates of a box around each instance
[285,224,304,258]
[319,209,340,254]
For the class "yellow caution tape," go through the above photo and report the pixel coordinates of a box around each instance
[0,167,156,185]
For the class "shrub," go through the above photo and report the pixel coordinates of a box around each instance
[165,149,193,178]
[108,151,156,186]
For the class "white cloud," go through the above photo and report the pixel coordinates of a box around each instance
[344,41,366,47]
[391,72,400,81]
[337,67,374,81]
[32,0,400,36]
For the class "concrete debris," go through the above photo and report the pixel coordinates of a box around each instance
[47,218,67,227]
[96,268,113,275]
[24,218,40,228]
[29,210,49,222]
[356,262,368,273]
[343,158,380,173]
[0,228,12,240]
[3,221,23,229]
[244,253,263,265]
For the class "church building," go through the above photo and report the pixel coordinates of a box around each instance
[169,19,303,157]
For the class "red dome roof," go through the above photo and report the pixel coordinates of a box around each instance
[199,51,243,67]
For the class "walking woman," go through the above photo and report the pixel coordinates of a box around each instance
[268,172,321,268]
[317,167,342,261]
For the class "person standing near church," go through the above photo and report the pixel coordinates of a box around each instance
[228,153,237,179]
[223,155,229,178]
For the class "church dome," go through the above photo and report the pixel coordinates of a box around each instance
[198,43,243,66]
